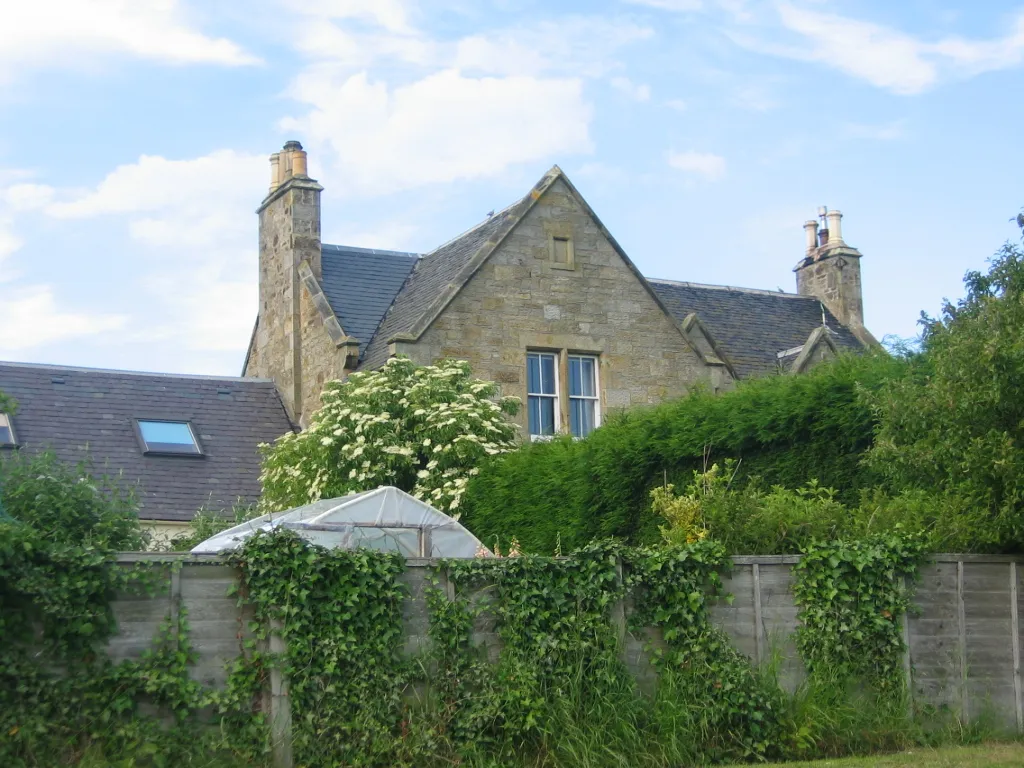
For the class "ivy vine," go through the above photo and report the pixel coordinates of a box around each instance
[229,529,416,767]
[793,531,925,691]
[626,539,789,761]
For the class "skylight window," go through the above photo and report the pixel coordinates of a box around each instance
[135,419,203,456]
[0,413,16,447]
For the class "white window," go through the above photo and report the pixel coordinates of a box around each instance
[527,352,558,439]
[568,355,600,438]
[0,413,16,447]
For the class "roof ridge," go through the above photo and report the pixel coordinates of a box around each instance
[321,244,420,259]
[421,196,524,257]
[646,278,812,299]
[0,360,277,383]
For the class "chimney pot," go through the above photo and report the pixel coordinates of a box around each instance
[283,140,303,152]
[826,209,844,245]
[803,220,819,253]
[268,152,281,193]
[292,149,308,178]
[818,228,829,247]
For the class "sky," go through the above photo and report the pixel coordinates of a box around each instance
[1,0,1022,377]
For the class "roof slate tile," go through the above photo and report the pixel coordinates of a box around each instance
[0,362,295,522]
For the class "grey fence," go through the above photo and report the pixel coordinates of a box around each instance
[110,553,1024,764]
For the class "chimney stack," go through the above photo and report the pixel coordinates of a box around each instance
[794,205,871,344]
[252,140,324,424]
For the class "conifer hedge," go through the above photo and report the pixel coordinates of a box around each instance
[460,353,905,554]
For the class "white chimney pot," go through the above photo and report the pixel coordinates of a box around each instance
[826,209,844,245]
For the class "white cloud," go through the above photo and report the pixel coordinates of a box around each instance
[732,4,1024,96]
[45,150,265,248]
[0,1,258,80]
[624,0,703,10]
[19,150,266,359]
[283,0,414,33]
[283,68,592,195]
[611,76,651,101]
[664,98,688,112]
[731,84,778,112]
[454,18,653,78]
[668,150,726,181]
[842,120,907,141]
[4,184,56,212]
[0,285,125,352]
[773,3,937,95]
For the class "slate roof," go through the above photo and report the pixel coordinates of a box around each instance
[0,362,295,522]
[317,168,867,379]
[358,196,535,370]
[647,280,863,378]
[320,245,418,358]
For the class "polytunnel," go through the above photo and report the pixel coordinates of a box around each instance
[190,486,488,558]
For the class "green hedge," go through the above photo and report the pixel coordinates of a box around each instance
[461,353,906,554]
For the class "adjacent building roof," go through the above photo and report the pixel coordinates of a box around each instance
[648,280,863,378]
[320,244,418,358]
[316,167,867,378]
[0,362,295,522]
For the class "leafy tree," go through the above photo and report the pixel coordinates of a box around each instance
[866,213,1024,548]
[260,357,519,515]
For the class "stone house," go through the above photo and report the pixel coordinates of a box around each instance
[244,141,875,439]
[0,140,876,539]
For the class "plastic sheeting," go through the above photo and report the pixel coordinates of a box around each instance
[190,486,488,558]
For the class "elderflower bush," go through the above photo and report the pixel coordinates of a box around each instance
[260,357,520,516]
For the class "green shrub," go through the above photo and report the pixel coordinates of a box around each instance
[462,353,905,554]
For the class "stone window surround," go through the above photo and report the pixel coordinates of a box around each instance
[526,347,602,441]
[544,222,575,271]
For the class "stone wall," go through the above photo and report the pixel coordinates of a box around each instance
[248,178,324,425]
[297,282,347,426]
[795,246,865,331]
[400,179,726,433]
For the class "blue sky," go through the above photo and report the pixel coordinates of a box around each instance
[1,0,1022,376]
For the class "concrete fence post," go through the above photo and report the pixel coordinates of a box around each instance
[268,617,293,768]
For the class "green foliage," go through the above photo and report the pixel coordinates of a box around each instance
[866,219,1024,550]
[793,533,925,691]
[167,504,261,552]
[428,540,627,753]
[0,450,266,767]
[260,357,519,515]
[461,353,903,553]
[229,529,415,766]
[627,539,790,760]
[1,450,146,551]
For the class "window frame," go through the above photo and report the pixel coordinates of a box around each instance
[548,234,575,270]
[0,412,17,449]
[567,353,601,438]
[526,351,560,441]
[133,418,205,457]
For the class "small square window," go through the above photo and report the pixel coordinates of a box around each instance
[553,237,569,264]
[135,419,203,456]
[549,235,574,269]
[0,413,16,447]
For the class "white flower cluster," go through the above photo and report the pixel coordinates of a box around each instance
[258,357,520,515]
